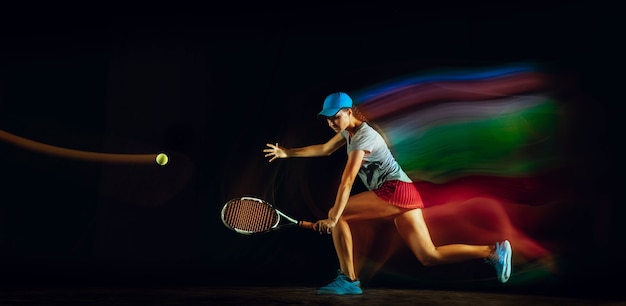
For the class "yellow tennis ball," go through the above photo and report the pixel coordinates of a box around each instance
[156,153,169,166]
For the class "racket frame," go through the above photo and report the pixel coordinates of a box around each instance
[221,196,303,235]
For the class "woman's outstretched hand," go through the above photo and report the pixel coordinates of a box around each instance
[264,143,287,162]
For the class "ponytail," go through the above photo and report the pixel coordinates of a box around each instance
[351,106,391,147]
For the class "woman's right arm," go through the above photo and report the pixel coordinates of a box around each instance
[264,133,345,162]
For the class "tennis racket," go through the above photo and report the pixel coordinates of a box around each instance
[221,196,315,235]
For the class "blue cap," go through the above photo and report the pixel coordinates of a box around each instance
[318,92,353,117]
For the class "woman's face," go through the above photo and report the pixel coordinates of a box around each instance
[326,109,351,132]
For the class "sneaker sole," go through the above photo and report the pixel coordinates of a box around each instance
[501,240,512,283]
[316,289,363,295]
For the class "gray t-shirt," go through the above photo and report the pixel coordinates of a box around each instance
[341,122,412,191]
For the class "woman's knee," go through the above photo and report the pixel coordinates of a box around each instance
[393,209,442,266]
[416,251,441,266]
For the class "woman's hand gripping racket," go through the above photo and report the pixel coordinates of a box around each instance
[221,196,315,235]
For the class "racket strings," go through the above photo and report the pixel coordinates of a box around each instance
[223,199,279,232]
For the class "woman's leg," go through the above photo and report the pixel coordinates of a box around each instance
[394,208,493,266]
[332,218,354,279]
[332,191,406,280]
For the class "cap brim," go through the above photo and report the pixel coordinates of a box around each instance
[317,108,341,118]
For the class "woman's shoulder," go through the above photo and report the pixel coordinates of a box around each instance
[353,122,384,142]
[359,122,383,137]
[357,122,374,133]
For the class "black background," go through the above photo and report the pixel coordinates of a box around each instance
[0,1,623,299]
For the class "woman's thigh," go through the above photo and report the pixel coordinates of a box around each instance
[342,191,407,221]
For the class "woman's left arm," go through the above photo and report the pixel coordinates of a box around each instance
[314,149,364,234]
[329,150,365,222]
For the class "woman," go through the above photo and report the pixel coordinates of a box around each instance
[263,92,512,295]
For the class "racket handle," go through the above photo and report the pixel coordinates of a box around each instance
[298,221,315,230]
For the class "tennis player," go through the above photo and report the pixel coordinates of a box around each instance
[264,92,512,295]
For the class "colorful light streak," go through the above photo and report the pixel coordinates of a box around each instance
[347,64,571,284]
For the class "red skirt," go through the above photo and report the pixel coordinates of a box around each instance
[373,180,424,209]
